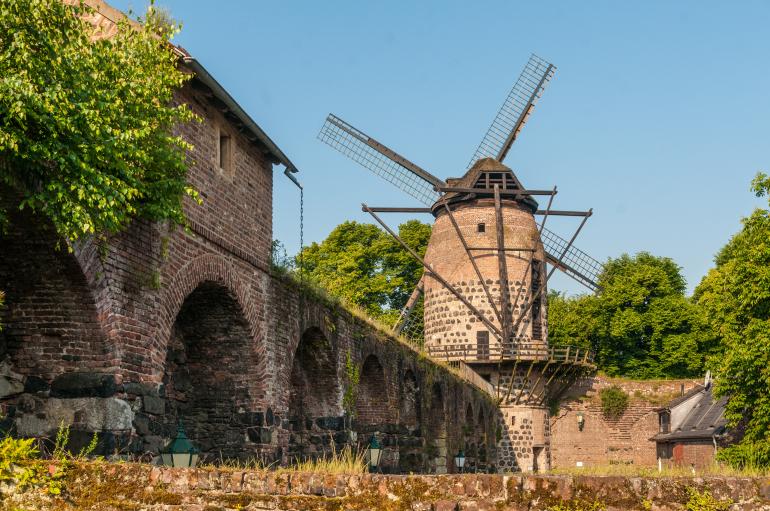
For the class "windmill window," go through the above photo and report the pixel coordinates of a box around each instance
[659,411,671,433]
[477,223,486,233]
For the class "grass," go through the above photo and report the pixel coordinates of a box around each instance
[548,462,770,478]
[285,444,367,475]
[198,444,367,475]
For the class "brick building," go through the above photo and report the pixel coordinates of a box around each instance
[550,377,704,469]
[0,0,497,473]
[653,378,729,469]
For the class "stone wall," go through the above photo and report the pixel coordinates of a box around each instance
[550,376,702,469]
[5,464,770,511]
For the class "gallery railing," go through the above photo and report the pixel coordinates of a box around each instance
[425,343,594,366]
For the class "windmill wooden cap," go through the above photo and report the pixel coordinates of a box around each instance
[434,157,538,214]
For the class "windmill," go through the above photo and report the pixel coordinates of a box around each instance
[319,54,599,472]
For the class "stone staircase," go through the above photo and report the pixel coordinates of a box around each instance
[585,402,656,442]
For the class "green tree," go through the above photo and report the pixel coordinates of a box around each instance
[0,0,198,242]
[548,253,716,378]
[546,290,597,351]
[695,173,770,467]
[298,220,431,324]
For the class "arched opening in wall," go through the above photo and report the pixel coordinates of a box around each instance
[397,369,421,473]
[400,369,419,429]
[477,408,488,471]
[355,354,389,430]
[463,404,475,472]
[163,281,254,460]
[0,209,106,381]
[425,383,447,474]
[288,326,339,459]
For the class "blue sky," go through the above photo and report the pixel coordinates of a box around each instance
[113,0,770,295]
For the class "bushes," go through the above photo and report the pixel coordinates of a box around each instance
[716,441,770,471]
[600,385,629,420]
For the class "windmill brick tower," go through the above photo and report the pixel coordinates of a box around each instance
[319,54,599,472]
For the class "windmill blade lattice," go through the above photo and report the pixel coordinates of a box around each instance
[395,293,425,347]
[319,114,443,207]
[468,54,556,169]
[541,227,602,291]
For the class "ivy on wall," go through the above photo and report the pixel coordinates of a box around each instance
[599,385,629,420]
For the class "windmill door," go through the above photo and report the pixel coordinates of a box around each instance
[477,331,489,360]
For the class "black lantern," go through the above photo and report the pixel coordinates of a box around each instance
[160,422,200,468]
[576,411,585,432]
[454,449,466,473]
[365,434,382,472]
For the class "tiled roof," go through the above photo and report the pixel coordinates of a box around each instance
[654,386,729,442]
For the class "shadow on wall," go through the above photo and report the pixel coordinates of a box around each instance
[287,326,343,461]
[162,281,256,461]
[0,209,108,382]
[425,383,448,474]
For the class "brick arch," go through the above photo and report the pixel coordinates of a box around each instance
[476,407,489,470]
[464,403,474,435]
[154,254,262,376]
[426,382,448,474]
[355,354,390,427]
[288,326,340,422]
[162,280,257,459]
[400,368,419,428]
[0,208,110,380]
[463,403,476,472]
[285,326,342,461]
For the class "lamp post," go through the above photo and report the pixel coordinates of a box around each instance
[576,412,585,432]
[365,435,382,473]
[454,449,466,473]
[160,422,200,468]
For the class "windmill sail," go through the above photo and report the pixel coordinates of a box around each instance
[468,54,556,169]
[318,114,445,206]
[541,227,602,291]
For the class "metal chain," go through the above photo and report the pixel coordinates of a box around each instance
[299,187,304,281]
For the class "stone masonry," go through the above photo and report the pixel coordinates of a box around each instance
[6,463,770,511]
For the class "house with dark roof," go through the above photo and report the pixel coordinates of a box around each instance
[652,374,730,468]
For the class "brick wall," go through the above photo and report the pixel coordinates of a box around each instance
[0,65,498,472]
[550,376,702,468]
[0,208,111,380]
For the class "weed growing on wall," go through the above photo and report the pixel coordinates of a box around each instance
[599,385,629,420]
[0,436,43,491]
[0,422,99,497]
[548,500,606,511]
[343,350,360,418]
[685,487,732,511]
